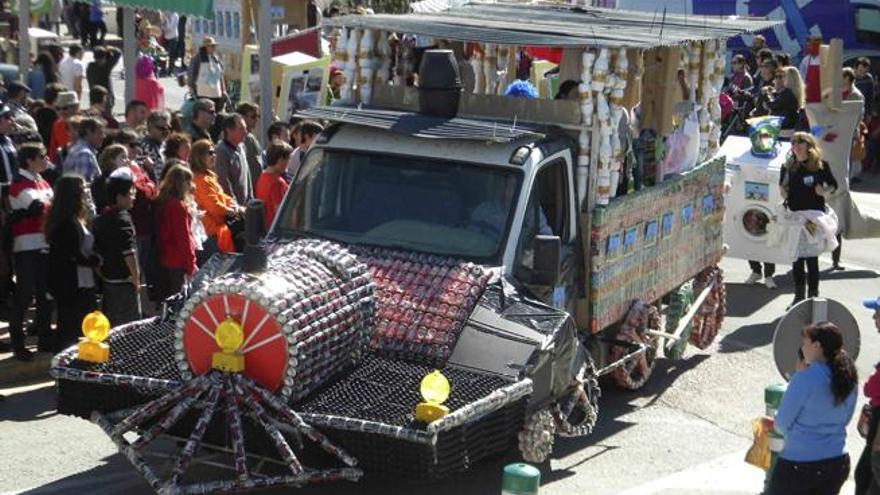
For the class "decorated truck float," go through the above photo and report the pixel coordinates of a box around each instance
[52,4,776,493]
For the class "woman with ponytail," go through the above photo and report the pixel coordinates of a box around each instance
[769,322,858,494]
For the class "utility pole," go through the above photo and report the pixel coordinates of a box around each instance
[123,7,137,105]
[258,0,272,142]
[18,0,30,73]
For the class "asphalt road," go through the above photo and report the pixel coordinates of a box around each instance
[1,56,878,495]
[1,188,878,495]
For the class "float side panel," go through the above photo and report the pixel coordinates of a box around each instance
[584,156,726,333]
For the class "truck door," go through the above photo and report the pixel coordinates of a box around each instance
[512,156,577,312]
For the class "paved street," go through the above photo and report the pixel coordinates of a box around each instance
[1,187,877,494]
[0,29,878,494]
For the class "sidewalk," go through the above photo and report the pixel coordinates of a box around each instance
[614,450,856,495]
[0,321,55,386]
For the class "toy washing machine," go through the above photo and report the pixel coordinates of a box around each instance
[721,135,798,265]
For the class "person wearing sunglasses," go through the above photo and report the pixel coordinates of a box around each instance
[727,54,753,92]
[754,66,804,132]
[780,132,838,308]
[190,139,243,257]
[141,110,172,178]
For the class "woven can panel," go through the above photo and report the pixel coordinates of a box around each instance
[64,318,181,381]
[176,240,375,401]
[298,354,511,427]
[350,246,491,367]
[588,156,725,332]
[318,398,526,480]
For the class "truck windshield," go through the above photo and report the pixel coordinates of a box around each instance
[275,148,521,261]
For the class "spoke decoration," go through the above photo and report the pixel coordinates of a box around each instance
[93,371,361,494]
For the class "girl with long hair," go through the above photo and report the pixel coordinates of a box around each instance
[189,139,243,256]
[780,132,839,307]
[46,175,99,350]
[770,322,857,494]
[156,165,197,299]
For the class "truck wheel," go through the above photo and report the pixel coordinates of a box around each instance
[664,282,694,361]
[609,301,661,390]
[689,267,726,349]
[554,361,600,437]
[518,408,556,464]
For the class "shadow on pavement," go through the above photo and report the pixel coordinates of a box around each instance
[18,455,153,495]
[820,269,879,280]
[718,317,781,354]
[0,382,57,422]
[725,283,782,318]
[552,355,711,457]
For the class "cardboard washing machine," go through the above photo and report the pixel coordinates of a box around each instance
[721,135,801,265]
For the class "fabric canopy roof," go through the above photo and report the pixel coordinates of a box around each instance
[326,1,781,48]
[79,0,214,18]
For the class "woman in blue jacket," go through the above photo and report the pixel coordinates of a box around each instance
[770,321,858,494]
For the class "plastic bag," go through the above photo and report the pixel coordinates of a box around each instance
[659,111,700,178]
[745,417,771,471]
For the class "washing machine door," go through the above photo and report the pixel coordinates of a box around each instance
[724,167,799,265]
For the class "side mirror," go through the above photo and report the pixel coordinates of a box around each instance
[531,235,561,287]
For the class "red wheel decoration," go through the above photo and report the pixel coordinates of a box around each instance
[182,293,287,392]
[689,266,725,350]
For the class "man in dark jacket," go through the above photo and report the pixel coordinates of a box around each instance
[214,113,252,204]
[87,46,122,112]
[854,58,875,120]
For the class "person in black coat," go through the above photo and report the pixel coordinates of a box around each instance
[755,66,804,130]
[780,132,838,309]
[46,174,100,351]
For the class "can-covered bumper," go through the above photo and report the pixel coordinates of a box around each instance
[52,317,532,480]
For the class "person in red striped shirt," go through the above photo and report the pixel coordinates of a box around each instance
[255,143,292,232]
[8,142,54,360]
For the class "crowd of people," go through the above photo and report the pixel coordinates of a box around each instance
[0,36,325,362]
[724,35,878,308]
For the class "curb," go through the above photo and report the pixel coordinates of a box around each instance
[0,353,53,387]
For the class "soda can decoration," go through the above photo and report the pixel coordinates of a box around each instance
[175,240,375,401]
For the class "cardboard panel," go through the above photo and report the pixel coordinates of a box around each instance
[820,38,843,111]
[620,48,642,111]
[640,46,681,136]
[372,85,583,127]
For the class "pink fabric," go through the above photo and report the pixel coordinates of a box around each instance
[135,55,164,110]
[720,93,733,122]
[136,76,165,110]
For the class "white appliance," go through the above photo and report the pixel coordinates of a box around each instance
[721,136,801,264]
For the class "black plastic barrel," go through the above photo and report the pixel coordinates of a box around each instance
[242,199,267,273]
[417,49,462,118]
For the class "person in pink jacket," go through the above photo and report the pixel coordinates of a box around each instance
[134,55,165,111]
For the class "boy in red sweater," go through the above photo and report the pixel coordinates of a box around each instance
[255,143,293,231]
[8,143,54,360]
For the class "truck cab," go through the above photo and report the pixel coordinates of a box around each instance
[274,123,581,312]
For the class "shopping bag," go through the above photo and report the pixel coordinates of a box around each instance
[745,417,771,471]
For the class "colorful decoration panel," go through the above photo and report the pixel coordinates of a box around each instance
[587,156,725,332]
